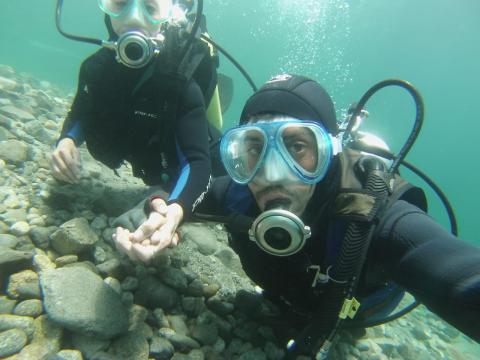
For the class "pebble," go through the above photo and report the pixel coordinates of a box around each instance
[10,221,30,236]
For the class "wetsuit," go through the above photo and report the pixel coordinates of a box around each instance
[196,174,480,342]
[58,47,213,214]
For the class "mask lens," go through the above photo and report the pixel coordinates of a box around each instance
[279,122,333,182]
[280,125,318,173]
[98,0,171,24]
[98,0,131,17]
[141,0,172,24]
[221,127,267,184]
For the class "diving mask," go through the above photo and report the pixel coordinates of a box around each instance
[98,0,173,25]
[220,119,341,185]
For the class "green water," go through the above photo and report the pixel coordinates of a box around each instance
[1,0,479,243]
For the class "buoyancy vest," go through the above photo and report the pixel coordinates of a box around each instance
[288,148,427,357]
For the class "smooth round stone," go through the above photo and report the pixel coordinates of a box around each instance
[0,159,5,169]
[13,299,43,318]
[10,222,30,236]
[0,328,28,357]
[55,255,79,267]
[4,196,21,209]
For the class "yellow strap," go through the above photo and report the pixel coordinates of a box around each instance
[339,297,361,320]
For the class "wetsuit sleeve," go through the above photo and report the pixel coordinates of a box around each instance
[57,62,90,146]
[191,176,232,217]
[167,79,212,216]
[374,200,480,341]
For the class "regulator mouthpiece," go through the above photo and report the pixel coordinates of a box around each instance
[111,31,164,68]
[249,209,311,256]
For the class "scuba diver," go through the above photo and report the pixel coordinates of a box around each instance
[51,0,228,244]
[115,74,480,357]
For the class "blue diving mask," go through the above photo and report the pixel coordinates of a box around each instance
[220,119,342,185]
[98,0,173,25]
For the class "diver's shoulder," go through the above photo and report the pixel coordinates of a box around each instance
[80,48,115,73]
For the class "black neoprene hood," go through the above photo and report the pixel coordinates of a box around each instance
[240,74,338,135]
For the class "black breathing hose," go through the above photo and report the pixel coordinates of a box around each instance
[200,35,258,92]
[56,0,102,46]
[178,0,204,66]
[346,79,424,175]
[288,162,390,358]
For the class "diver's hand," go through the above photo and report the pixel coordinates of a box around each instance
[113,226,180,264]
[51,138,81,184]
[132,199,184,247]
[113,198,183,264]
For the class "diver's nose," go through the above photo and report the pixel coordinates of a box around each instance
[123,1,146,29]
[260,149,286,183]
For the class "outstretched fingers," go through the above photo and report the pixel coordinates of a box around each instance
[131,211,167,243]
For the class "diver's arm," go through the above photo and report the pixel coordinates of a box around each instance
[375,200,480,341]
[167,79,212,217]
[58,62,91,146]
[190,176,232,217]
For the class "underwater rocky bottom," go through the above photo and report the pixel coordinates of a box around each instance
[0,64,478,359]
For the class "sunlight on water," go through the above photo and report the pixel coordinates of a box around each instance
[255,0,353,99]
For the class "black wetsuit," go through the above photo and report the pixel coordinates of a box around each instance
[196,175,480,342]
[59,47,216,214]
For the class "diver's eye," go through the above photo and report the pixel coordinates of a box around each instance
[113,0,129,8]
[246,144,263,157]
[288,142,307,155]
[143,0,160,17]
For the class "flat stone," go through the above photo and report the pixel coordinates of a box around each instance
[0,140,29,164]
[0,105,35,122]
[54,255,78,267]
[0,249,34,283]
[40,267,128,339]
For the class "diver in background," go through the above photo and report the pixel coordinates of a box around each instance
[116,74,480,356]
[52,0,223,246]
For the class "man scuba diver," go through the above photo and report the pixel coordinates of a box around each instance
[117,74,480,357]
[52,0,225,249]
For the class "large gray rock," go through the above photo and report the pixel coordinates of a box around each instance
[0,140,29,164]
[40,267,129,339]
[179,224,219,256]
[50,218,99,255]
